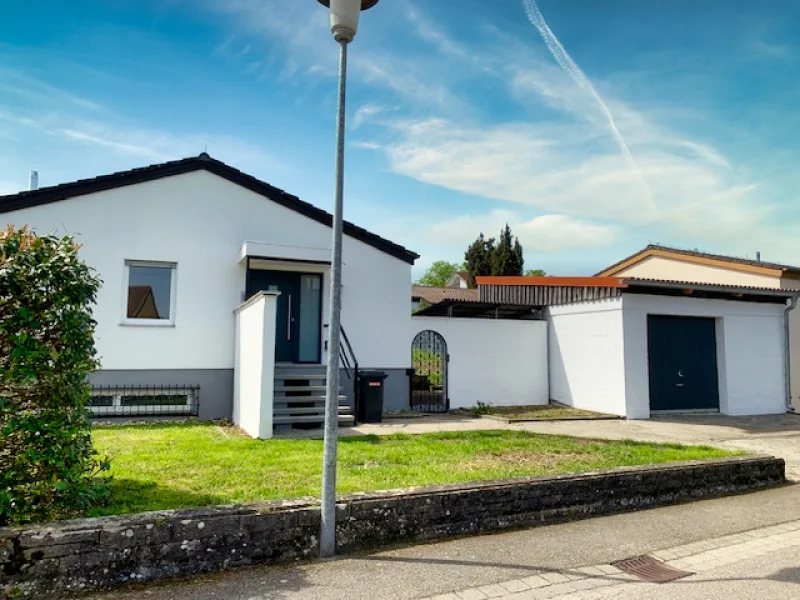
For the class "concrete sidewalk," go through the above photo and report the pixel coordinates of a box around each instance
[84,484,799,600]
[426,515,800,599]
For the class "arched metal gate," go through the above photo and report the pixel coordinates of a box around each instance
[410,330,449,412]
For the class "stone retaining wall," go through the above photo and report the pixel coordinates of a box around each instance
[1,456,785,598]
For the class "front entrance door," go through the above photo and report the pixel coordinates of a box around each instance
[647,315,720,411]
[247,270,322,364]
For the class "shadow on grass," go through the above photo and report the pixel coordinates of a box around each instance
[90,478,227,517]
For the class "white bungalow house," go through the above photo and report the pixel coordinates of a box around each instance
[0,154,418,434]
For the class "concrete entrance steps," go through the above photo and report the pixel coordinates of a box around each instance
[273,364,354,430]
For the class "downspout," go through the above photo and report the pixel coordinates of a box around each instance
[784,295,798,413]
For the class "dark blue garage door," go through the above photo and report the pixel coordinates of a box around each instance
[647,315,720,411]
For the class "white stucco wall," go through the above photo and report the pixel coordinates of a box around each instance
[233,293,278,439]
[622,294,786,418]
[546,298,628,417]
[616,256,779,288]
[410,317,548,409]
[3,170,413,371]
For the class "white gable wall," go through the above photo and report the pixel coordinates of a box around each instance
[3,170,412,371]
[615,256,779,288]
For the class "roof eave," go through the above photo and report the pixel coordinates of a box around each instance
[0,155,419,265]
[624,279,799,298]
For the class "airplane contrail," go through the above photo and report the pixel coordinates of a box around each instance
[522,0,657,217]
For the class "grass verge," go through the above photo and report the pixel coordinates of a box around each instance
[92,423,740,516]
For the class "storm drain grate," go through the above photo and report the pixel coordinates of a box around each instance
[612,555,694,583]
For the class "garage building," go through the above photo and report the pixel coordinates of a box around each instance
[478,277,798,420]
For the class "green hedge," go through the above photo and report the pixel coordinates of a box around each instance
[0,226,109,525]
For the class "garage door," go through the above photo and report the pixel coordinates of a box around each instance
[647,315,720,411]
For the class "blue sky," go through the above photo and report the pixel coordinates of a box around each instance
[1,0,799,277]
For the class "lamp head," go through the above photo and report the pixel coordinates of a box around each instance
[316,0,380,43]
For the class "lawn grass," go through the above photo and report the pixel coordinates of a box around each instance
[91,423,741,516]
[477,404,618,421]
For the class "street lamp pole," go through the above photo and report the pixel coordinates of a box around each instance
[316,0,380,559]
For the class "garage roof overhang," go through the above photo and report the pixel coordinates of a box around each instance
[624,279,799,305]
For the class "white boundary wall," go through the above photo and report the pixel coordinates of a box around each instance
[547,295,786,419]
[410,317,548,409]
[233,292,278,439]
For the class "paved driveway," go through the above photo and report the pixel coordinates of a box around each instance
[349,412,800,480]
[515,413,800,480]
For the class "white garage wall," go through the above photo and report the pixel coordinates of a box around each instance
[546,298,628,416]
[410,317,548,409]
[622,295,786,418]
[3,171,413,371]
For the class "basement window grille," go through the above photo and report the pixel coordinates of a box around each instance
[89,384,200,417]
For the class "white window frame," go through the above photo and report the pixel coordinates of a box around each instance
[122,260,178,327]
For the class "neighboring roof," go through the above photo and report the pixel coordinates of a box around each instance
[597,244,800,278]
[412,285,479,304]
[0,153,418,265]
[477,276,627,288]
[478,276,799,307]
[444,271,469,288]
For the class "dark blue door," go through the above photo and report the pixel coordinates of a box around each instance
[247,270,300,363]
[647,315,720,411]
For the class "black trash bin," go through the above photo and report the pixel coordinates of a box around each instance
[357,371,388,424]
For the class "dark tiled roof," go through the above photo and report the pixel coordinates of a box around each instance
[0,153,419,265]
[412,285,480,304]
[598,244,800,276]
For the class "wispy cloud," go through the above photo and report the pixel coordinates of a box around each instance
[746,24,795,61]
[521,0,656,218]
[0,84,287,188]
[430,210,619,254]
[352,103,392,130]
[0,66,104,112]
[48,122,286,177]
[204,0,462,110]
[56,129,166,161]
[335,2,788,256]
[202,0,793,261]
